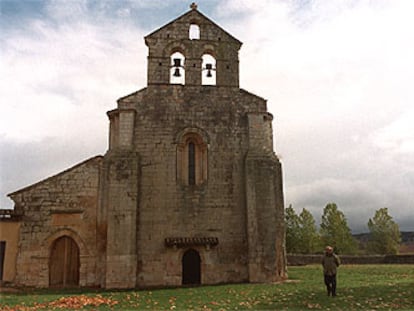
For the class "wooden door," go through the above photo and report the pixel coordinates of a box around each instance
[49,236,79,287]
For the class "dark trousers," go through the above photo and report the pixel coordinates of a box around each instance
[324,274,337,296]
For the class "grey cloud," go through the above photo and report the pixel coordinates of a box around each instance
[281,120,414,233]
[0,136,106,209]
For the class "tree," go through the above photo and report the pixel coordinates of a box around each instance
[285,206,321,254]
[367,208,401,254]
[299,208,321,254]
[320,203,357,254]
[285,205,301,253]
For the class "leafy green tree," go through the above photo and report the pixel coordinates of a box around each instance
[367,208,401,254]
[299,208,321,254]
[320,203,357,254]
[285,205,301,253]
[285,206,321,254]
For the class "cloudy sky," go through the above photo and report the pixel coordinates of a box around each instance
[1,0,413,233]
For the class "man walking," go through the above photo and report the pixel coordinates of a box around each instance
[322,246,340,296]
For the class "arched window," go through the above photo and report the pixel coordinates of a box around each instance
[177,132,208,186]
[202,54,216,86]
[170,51,185,85]
[189,24,200,40]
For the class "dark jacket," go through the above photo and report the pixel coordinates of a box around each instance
[322,253,340,276]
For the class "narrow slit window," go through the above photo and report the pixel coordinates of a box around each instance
[188,142,196,185]
[176,132,208,186]
[189,24,200,40]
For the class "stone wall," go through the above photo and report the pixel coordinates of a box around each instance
[287,254,414,266]
[8,156,103,287]
[105,84,286,287]
[245,111,286,282]
[102,151,140,288]
[245,154,286,282]
[133,86,261,286]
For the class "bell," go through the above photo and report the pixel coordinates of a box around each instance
[205,63,213,77]
[173,68,181,77]
[173,58,181,67]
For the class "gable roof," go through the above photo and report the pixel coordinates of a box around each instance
[144,7,242,46]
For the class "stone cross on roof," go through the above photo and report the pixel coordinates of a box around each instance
[190,2,198,10]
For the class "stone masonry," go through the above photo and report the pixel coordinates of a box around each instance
[6,4,287,288]
[8,157,102,287]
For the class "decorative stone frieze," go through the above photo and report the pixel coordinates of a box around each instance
[165,237,219,248]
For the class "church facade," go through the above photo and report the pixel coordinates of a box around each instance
[2,5,287,288]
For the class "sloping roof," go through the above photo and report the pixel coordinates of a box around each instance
[7,155,103,196]
[145,7,242,45]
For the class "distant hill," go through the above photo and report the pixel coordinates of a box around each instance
[353,231,414,254]
[353,231,414,244]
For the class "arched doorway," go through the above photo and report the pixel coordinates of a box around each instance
[49,236,80,287]
[182,249,201,285]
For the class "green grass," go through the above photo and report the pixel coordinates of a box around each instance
[1,265,413,310]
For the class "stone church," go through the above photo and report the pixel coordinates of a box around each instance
[1,4,286,288]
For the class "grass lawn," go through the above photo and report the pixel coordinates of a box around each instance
[1,264,413,310]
